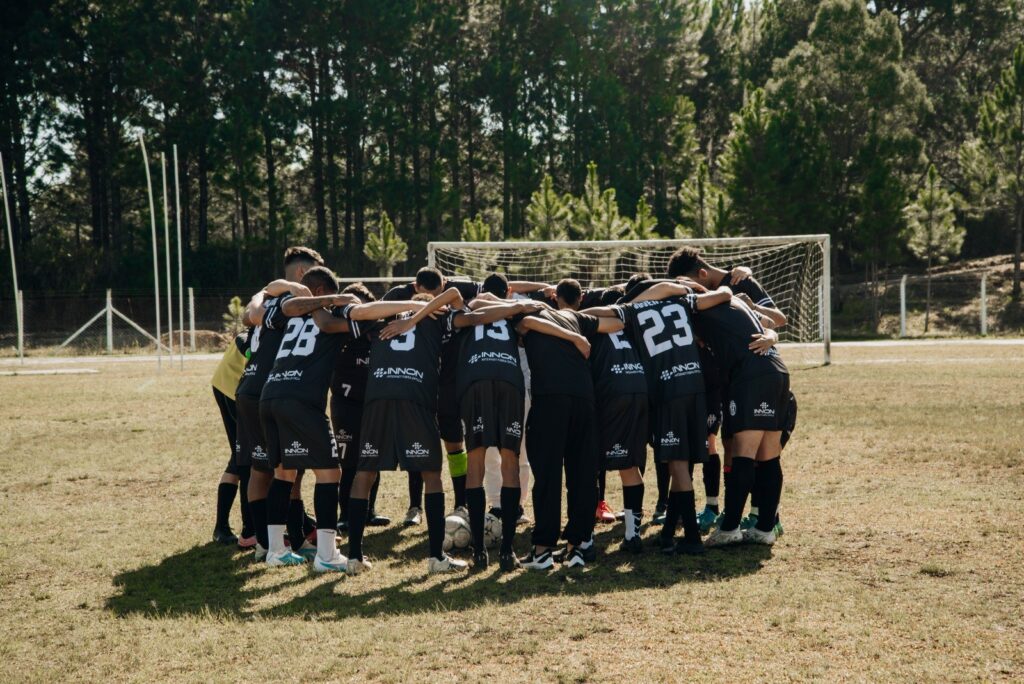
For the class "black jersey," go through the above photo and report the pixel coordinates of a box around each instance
[613,295,704,401]
[343,305,453,410]
[454,312,526,399]
[236,294,290,399]
[721,273,776,308]
[330,333,371,403]
[692,298,788,382]
[260,308,347,410]
[589,329,648,402]
[522,308,600,399]
[382,279,481,303]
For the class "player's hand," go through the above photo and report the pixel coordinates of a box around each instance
[730,266,752,283]
[541,285,557,300]
[380,318,415,340]
[735,292,754,307]
[288,283,313,298]
[427,304,450,319]
[518,300,544,314]
[573,335,591,359]
[748,330,778,355]
[332,294,359,307]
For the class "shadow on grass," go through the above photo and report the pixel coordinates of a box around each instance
[107,526,772,620]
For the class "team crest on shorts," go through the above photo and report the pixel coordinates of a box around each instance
[362,442,379,458]
[506,421,522,438]
[405,442,431,458]
[729,400,737,416]
[472,416,484,434]
[660,431,680,446]
[284,440,309,457]
[753,401,775,417]
[251,445,268,462]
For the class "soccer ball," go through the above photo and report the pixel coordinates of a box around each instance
[444,514,472,550]
[483,512,502,548]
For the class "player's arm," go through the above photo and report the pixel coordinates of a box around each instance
[312,307,351,334]
[378,287,463,340]
[629,281,693,303]
[694,287,733,310]
[749,327,779,355]
[346,300,426,321]
[594,317,624,333]
[733,292,786,329]
[263,278,312,298]
[508,281,550,295]
[243,291,266,327]
[515,315,591,359]
[578,305,618,318]
[453,300,543,328]
[281,293,359,318]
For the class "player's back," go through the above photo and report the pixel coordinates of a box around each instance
[589,329,647,404]
[362,314,448,409]
[692,299,788,382]
[237,295,289,399]
[455,315,525,398]
[522,308,598,399]
[260,309,347,410]
[615,295,704,401]
[331,335,371,404]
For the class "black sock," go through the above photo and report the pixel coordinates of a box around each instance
[368,475,381,514]
[500,486,519,554]
[314,483,339,532]
[347,498,368,560]
[215,482,237,530]
[703,453,721,504]
[237,466,253,536]
[679,490,699,542]
[452,475,467,508]
[754,458,783,533]
[338,469,356,522]
[623,483,644,539]
[598,470,607,501]
[301,503,317,536]
[249,498,268,549]
[288,499,306,548]
[721,457,755,531]
[467,486,485,551]
[655,461,669,506]
[661,490,683,543]
[425,491,446,560]
[750,462,761,511]
[408,472,423,508]
[267,479,292,527]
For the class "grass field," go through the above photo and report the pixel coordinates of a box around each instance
[1,342,1022,682]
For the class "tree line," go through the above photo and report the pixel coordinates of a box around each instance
[1,0,1023,300]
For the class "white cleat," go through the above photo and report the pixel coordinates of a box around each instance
[403,506,422,526]
[253,543,268,562]
[705,527,744,547]
[312,552,349,573]
[295,541,318,562]
[346,558,373,576]
[428,555,468,574]
[265,549,306,567]
[742,526,777,546]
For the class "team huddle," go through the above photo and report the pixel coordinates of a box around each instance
[207,245,796,575]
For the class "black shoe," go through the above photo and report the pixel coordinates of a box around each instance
[622,535,643,554]
[658,536,676,555]
[212,526,238,545]
[366,511,391,527]
[473,549,489,570]
[499,551,520,571]
[676,539,706,556]
[336,520,349,533]
[521,548,554,570]
[488,506,502,518]
[565,548,586,568]
[580,543,597,562]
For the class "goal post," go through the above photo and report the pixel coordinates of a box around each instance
[428,235,831,366]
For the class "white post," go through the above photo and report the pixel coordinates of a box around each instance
[188,287,196,351]
[139,134,162,368]
[0,151,23,363]
[980,272,988,337]
[161,153,174,357]
[899,274,908,338]
[822,234,831,366]
[106,289,113,354]
[173,145,184,368]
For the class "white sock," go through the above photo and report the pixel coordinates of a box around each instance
[624,509,637,540]
[706,496,719,508]
[316,529,336,562]
[579,535,594,550]
[268,524,286,555]
[749,506,760,517]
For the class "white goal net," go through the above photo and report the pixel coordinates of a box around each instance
[429,236,831,365]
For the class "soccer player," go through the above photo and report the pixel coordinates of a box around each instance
[591,281,734,555]
[210,331,250,546]
[587,287,649,553]
[516,297,622,569]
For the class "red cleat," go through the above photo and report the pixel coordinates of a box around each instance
[595,500,616,524]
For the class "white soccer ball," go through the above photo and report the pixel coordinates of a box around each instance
[444,514,472,550]
[483,512,502,548]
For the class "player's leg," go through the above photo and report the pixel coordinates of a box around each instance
[658,395,706,554]
[745,431,784,545]
[238,394,271,558]
[498,447,522,570]
[619,466,644,553]
[422,469,467,573]
[484,447,503,514]
[465,446,488,568]
[366,475,389,526]
[698,419,723,534]
[259,399,305,566]
[708,428,763,547]
[444,439,469,517]
[302,411,346,572]
[522,395,566,570]
[405,471,423,526]
[212,388,240,544]
[288,472,314,559]
[247,467,273,558]
[347,469,378,574]
[439,383,468,516]
[562,399,599,568]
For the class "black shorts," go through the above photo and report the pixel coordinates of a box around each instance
[598,394,649,471]
[781,391,798,448]
[723,372,792,436]
[460,380,525,454]
[437,382,464,443]
[260,398,339,470]
[213,388,240,476]
[236,393,271,472]
[652,393,708,464]
[330,397,363,469]
[359,399,442,472]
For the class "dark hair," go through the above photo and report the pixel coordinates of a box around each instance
[625,272,651,292]
[666,246,707,278]
[415,267,444,292]
[301,266,339,293]
[342,282,376,303]
[283,246,324,268]
[482,272,510,298]
[600,286,625,306]
[555,278,582,307]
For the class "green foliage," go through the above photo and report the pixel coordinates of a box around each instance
[678,161,728,238]
[364,213,408,278]
[222,296,244,337]
[631,197,659,240]
[460,216,493,242]
[525,175,570,242]
[904,165,964,267]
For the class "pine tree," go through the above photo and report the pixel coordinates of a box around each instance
[364,212,408,278]
[570,162,605,239]
[631,196,659,240]
[461,215,492,242]
[525,175,570,241]
[903,164,964,332]
[678,161,720,238]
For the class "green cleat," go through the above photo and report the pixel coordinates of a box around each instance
[773,517,784,537]
[696,507,719,534]
[739,513,758,531]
